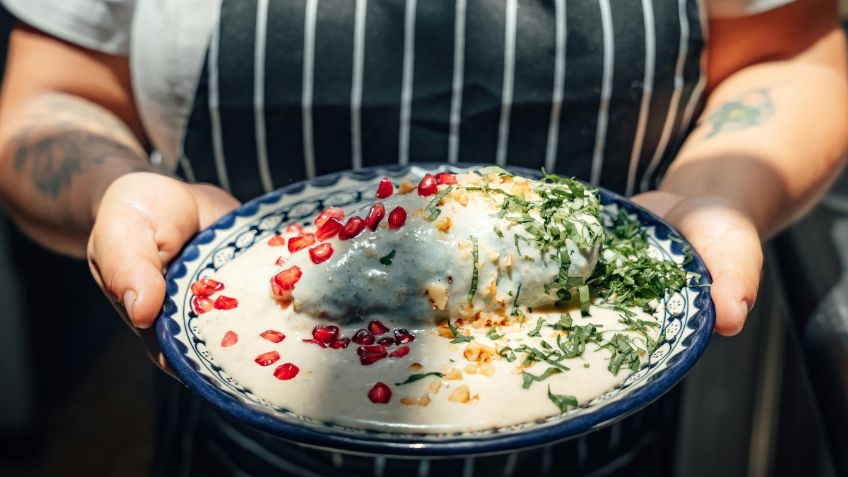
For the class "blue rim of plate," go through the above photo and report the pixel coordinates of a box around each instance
[156,163,714,457]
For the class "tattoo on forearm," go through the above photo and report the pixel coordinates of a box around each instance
[10,129,147,198]
[703,88,773,139]
[4,94,151,199]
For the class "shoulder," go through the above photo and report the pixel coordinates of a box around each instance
[707,0,796,18]
[1,0,135,55]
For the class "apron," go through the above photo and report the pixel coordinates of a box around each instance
[162,0,706,475]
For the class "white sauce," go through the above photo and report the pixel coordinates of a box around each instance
[196,232,660,434]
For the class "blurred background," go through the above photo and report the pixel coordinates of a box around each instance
[0,4,847,477]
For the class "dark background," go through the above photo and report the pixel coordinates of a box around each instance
[0,5,846,477]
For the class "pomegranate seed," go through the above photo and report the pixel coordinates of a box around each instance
[255,351,280,366]
[193,296,214,314]
[368,382,392,404]
[330,337,351,349]
[260,330,286,343]
[365,203,386,231]
[375,177,394,199]
[316,218,343,241]
[312,325,340,344]
[377,336,396,346]
[309,243,334,264]
[435,172,457,185]
[314,207,345,227]
[213,295,238,310]
[274,266,303,292]
[338,216,366,240]
[275,256,286,266]
[388,207,407,229]
[221,331,238,347]
[368,320,390,335]
[273,362,300,380]
[394,328,415,344]
[268,234,286,246]
[302,338,327,348]
[191,278,224,297]
[286,223,305,234]
[357,345,388,365]
[288,233,316,253]
[390,345,410,358]
[418,174,438,196]
[351,329,375,345]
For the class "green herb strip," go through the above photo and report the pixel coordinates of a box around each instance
[379,250,396,265]
[578,285,591,316]
[467,236,479,304]
[425,186,453,221]
[395,372,445,386]
[547,386,578,413]
[527,318,546,337]
[486,327,504,341]
[448,319,473,344]
[603,333,641,375]
[521,367,562,389]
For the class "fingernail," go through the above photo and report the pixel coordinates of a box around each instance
[123,290,138,324]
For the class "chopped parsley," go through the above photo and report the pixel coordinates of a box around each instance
[578,285,591,316]
[521,367,562,389]
[486,326,504,341]
[603,333,642,375]
[425,186,453,221]
[395,372,444,386]
[379,250,396,265]
[493,225,504,239]
[499,346,517,362]
[587,209,688,309]
[447,319,473,343]
[527,318,546,337]
[467,236,479,304]
[547,386,578,412]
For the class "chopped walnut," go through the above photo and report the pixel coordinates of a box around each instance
[448,384,471,403]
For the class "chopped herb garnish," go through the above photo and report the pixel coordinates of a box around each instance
[578,285,591,316]
[447,319,473,343]
[493,226,504,239]
[521,367,562,389]
[587,209,688,308]
[547,386,578,412]
[511,283,522,316]
[499,346,517,362]
[467,236,479,304]
[486,326,504,340]
[603,333,642,375]
[379,250,396,265]
[425,186,453,221]
[395,372,445,386]
[528,318,546,337]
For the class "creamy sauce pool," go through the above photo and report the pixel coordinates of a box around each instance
[196,237,660,434]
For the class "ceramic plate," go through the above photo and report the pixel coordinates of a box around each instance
[156,164,714,456]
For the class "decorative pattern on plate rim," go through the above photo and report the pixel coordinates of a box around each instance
[156,164,714,456]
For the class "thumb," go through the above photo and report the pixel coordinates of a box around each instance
[664,197,763,336]
[88,173,203,328]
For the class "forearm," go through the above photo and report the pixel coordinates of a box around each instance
[0,93,154,256]
[661,26,848,239]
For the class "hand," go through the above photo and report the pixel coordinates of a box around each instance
[87,172,240,366]
[632,191,763,336]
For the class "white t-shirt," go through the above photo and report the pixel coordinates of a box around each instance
[1,0,795,170]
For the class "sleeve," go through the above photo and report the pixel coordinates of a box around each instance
[1,0,136,55]
[708,0,796,18]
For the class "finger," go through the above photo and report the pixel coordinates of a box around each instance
[89,174,202,328]
[665,198,763,336]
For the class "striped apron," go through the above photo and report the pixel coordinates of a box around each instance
[161,0,707,475]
